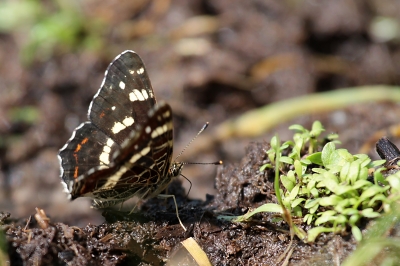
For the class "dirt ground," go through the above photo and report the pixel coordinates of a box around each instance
[1,1,400,265]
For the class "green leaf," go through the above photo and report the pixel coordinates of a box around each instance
[233,203,283,222]
[358,167,368,181]
[336,149,355,163]
[319,195,343,206]
[387,174,400,192]
[361,208,381,218]
[336,198,357,208]
[260,164,272,172]
[300,158,312,165]
[339,162,351,182]
[373,168,386,184]
[315,214,337,225]
[307,227,336,242]
[304,214,314,225]
[289,124,306,132]
[307,152,323,166]
[326,133,339,141]
[310,187,319,197]
[310,121,324,137]
[312,168,326,174]
[322,143,354,168]
[335,185,357,196]
[335,214,348,224]
[321,142,336,166]
[316,172,339,193]
[270,136,278,149]
[318,210,337,217]
[354,154,371,168]
[280,156,293,164]
[288,184,300,200]
[292,206,303,217]
[309,203,320,214]
[291,198,305,208]
[341,208,359,216]
[368,194,388,207]
[359,185,386,202]
[294,160,303,179]
[348,214,361,226]
[282,140,294,148]
[351,226,363,242]
[304,198,321,209]
[280,142,290,150]
[348,161,361,185]
[369,160,386,168]
[281,174,295,192]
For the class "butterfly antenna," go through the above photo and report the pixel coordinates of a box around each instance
[174,122,210,161]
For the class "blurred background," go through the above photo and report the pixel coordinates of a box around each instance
[1,0,400,226]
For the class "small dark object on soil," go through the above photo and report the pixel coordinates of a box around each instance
[376,137,400,166]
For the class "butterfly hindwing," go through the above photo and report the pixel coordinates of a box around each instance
[59,122,119,192]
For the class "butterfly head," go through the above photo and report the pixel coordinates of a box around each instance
[169,162,185,178]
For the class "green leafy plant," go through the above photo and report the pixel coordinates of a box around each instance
[0,0,104,64]
[221,121,400,242]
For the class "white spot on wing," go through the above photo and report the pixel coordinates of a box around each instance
[133,89,145,101]
[137,67,144,74]
[128,146,151,164]
[141,89,149,99]
[129,92,138,102]
[119,81,126,90]
[141,146,150,156]
[149,90,154,98]
[111,122,126,134]
[106,138,114,147]
[129,153,141,164]
[156,126,164,136]
[112,106,116,111]
[151,125,168,138]
[145,126,151,134]
[122,117,134,127]
[99,138,115,165]
[111,117,135,134]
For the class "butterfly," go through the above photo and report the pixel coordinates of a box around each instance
[58,51,186,228]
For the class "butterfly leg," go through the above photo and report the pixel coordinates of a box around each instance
[118,201,124,211]
[157,194,186,231]
[128,188,149,215]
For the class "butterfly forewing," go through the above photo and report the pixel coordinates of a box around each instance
[88,51,157,145]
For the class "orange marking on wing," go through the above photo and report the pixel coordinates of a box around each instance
[74,166,79,178]
[72,138,89,171]
[100,111,105,118]
[74,143,82,153]
[74,138,88,153]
